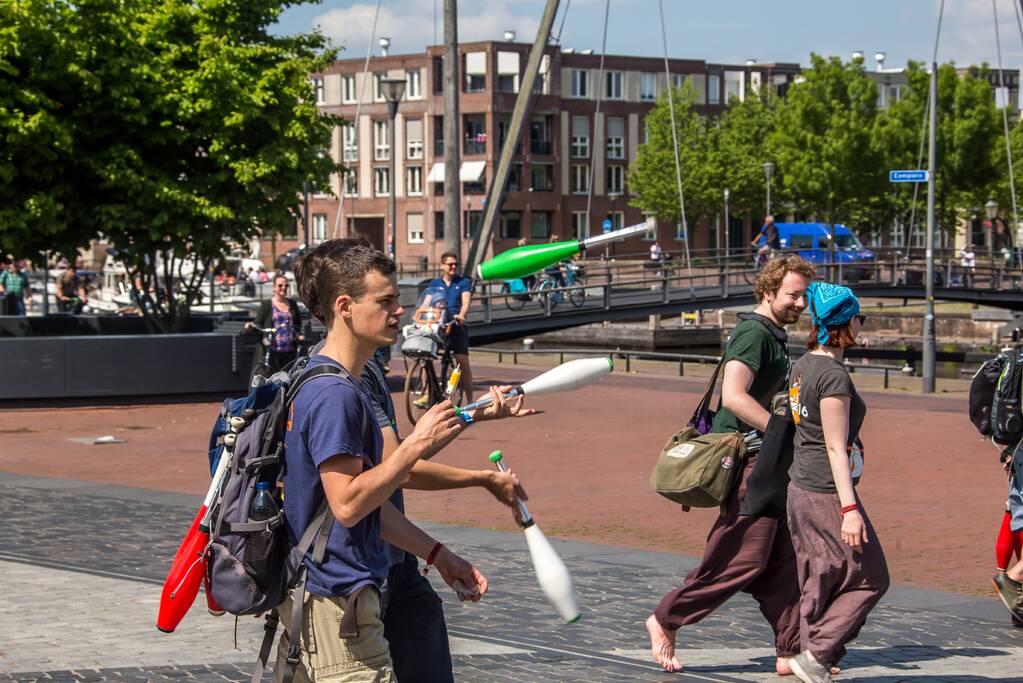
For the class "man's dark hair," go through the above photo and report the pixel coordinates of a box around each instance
[294,238,395,326]
[441,251,458,263]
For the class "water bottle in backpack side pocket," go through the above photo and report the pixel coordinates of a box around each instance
[246,482,279,573]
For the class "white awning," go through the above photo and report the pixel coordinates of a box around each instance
[427,162,445,182]
[459,161,486,182]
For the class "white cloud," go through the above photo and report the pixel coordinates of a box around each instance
[314,0,540,58]
[940,0,1023,67]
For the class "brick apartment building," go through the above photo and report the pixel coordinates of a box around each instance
[260,41,800,269]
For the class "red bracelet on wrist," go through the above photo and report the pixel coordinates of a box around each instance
[841,504,859,515]
[421,542,444,575]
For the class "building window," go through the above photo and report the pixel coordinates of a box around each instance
[464,115,487,155]
[406,166,423,196]
[531,211,552,238]
[499,211,522,239]
[572,211,588,239]
[530,163,554,192]
[607,165,624,195]
[533,54,551,95]
[605,210,624,230]
[342,170,358,197]
[672,73,686,90]
[640,73,657,101]
[342,74,357,103]
[724,71,743,103]
[433,58,444,94]
[505,162,523,192]
[464,210,482,239]
[644,214,657,241]
[374,120,389,161]
[312,213,328,242]
[607,117,624,160]
[374,167,390,196]
[342,125,359,162]
[434,211,444,239]
[374,72,386,101]
[529,115,552,155]
[571,116,590,158]
[708,73,721,105]
[406,118,423,159]
[571,164,589,194]
[406,69,421,99]
[570,69,588,98]
[465,51,486,92]
[497,51,519,93]
[606,71,623,100]
[312,76,325,104]
[407,212,424,244]
[641,119,650,145]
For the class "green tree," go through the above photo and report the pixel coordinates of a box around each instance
[771,54,886,257]
[711,92,777,222]
[0,0,340,330]
[628,84,719,240]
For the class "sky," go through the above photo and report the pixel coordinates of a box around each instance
[273,0,1023,70]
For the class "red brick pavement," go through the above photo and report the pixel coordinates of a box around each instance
[0,361,1007,596]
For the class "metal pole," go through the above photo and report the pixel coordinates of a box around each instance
[766,175,772,216]
[41,252,50,316]
[302,181,310,247]
[464,0,561,278]
[923,63,937,394]
[388,100,399,262]
[443,0,461,259]
[724,188,731,288]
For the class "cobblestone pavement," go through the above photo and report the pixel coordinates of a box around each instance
[1,472,1022,682]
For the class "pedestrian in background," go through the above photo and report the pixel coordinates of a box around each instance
[55,265,88,313]
[246,273,304,376]
[784,282,889,683]
[0,259,31,315]
[960,244,976,288]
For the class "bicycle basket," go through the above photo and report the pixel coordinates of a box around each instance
[401,332,439,359]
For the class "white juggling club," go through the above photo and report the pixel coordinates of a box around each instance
[489,450,580,624]
[457,357,613,417]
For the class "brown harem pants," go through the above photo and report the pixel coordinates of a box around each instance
[786,482,890,667]
[653,456,802,657]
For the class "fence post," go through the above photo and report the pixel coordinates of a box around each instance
[626,354,631,372]
[559,351,564,364]
[483,289,493,323]
[662,265,670,304]
[513,352,518,364]
[891,254,898,287]
[603,283,611,310]
[678,359,684,377]
[884,367,889,389]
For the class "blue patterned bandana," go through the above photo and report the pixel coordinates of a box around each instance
[807,281,860,346]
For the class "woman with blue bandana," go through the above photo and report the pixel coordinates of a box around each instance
[784,282,890,683]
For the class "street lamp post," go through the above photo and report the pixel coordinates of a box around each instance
[302,181,310,248]
[763,161,775,217]
[724,187,731,283]
[986,198,999,265]
[380,77,406,264]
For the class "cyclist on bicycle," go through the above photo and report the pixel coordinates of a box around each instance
[751,215,781,261]
[427,252,475,401]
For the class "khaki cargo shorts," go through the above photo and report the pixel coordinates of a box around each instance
[274,586,394,683]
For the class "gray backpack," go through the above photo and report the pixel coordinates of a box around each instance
[204,360,367,683]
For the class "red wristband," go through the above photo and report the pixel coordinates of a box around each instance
[421,542,444,575]
[841,504,859,515]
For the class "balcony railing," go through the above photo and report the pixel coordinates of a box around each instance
[434,139,444,155]
[530,139,552,155]
[464,139,487,155]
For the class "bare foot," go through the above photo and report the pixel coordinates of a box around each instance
[776,656,841,677]
[645,614,682,672]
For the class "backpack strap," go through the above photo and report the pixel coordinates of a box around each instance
[250,499,333,683]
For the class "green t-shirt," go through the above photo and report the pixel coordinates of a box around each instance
[711,318,788,433]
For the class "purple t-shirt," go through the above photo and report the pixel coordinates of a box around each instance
[282,355,387,597]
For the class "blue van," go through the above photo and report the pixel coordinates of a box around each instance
[759,222,876,266]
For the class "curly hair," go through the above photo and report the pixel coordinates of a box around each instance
[294,238,395,326]
[753,254,816,302]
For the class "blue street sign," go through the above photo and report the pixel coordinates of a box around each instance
[602,219,613,233]
[889,170,929,183]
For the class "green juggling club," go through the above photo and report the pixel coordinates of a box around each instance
[476,223,648,281]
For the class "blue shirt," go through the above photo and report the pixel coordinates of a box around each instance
[428,275,473,317]
[283,355,387,598]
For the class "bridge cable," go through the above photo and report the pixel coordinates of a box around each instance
[581,0,610,241]
[554,0,572,45]
[333,0,384,240]
[905,0,944,257]
[993,0,1021,270]
[657,0,693,282]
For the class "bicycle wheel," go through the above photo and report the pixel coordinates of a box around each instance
[403,358,437,425]
[537,279,558,309]
[502,282,526,311]
[742,258,760,285]
[568,278,586,307]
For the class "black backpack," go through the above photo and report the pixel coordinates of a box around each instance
[971,349,1023,445]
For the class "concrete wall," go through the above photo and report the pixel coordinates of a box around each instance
[0,333,254,399]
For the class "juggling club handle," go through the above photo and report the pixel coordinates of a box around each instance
[457,387,523,417]
[488,450,533,526]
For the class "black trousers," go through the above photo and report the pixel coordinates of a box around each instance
[384,553,454,683]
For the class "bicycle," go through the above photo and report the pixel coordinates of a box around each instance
[401,322,467,424]
[246,324,298,383]
[501,261,585,311]
[742,249,778,285]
